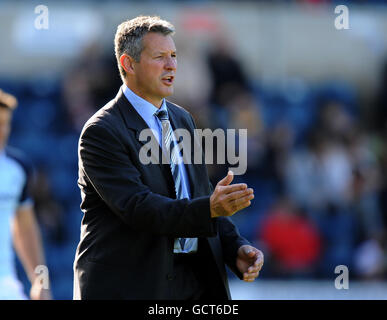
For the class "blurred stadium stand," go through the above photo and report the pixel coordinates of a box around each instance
[1,0,387,299]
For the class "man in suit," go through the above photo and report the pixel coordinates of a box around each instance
[73,15,263,300]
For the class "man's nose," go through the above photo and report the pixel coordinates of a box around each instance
[165,56,177,70]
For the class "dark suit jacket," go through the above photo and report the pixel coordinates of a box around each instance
[73,88,250,300]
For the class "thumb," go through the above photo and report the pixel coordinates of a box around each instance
[217,170,234,187]
[244,246,257,257]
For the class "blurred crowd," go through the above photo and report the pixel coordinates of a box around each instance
[199,38,387,281]
[1,29,387,298]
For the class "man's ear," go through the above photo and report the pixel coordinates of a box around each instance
[120,54,136,75]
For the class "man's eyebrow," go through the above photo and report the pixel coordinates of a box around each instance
[153,50,177,55]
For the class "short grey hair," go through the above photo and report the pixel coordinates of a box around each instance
[114,16,175,81]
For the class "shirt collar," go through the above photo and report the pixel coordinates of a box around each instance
[122,84,167,124]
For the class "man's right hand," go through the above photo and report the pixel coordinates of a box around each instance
[210,171,254,218]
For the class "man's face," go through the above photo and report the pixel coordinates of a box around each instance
[131,32,177,107]
[0,107,11,150]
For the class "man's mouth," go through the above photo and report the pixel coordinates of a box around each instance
[161,75,174,85]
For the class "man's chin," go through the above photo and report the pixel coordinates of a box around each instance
[162,88,174,98]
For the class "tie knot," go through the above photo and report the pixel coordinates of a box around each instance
[155,109,169,121]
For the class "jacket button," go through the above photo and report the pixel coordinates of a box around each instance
[167,274,174,280]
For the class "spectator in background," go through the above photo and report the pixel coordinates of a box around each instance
[30,168,66,244]
[205,36,258,182]
[0,89,51,299]
[344,126,387,280]
[206,35,251,130]
[169,34,212,130]
[284,101,358,276]
[258,196,321,278]
[226,89,265,174]
[258,121,295,193]
[373,58,387,235]
[345,128,384,241]
[316,99,354,145]
[284,97,386,276]
[353,234,386,280]
[373,58,387,135]
[61,42,121,133]
[285,129,353,211]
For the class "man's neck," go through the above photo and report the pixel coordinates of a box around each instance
[123,81,162,108]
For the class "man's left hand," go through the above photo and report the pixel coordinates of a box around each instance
[236,245,264,282]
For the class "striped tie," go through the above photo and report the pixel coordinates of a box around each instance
[155,109,186,251]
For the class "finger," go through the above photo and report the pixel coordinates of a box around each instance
[248,265,260,273]
[234,200,252,213]
[254,258,264,268]
[221,183,248,194]
[217,170,234,187]
[243,273,258,282]
[254,260,264,270]
[245,249,262,267]
[254,251,264,266]
[248,249,258,258]
[245,270,260,278]
[246,273,259,281]
[246,272,259,279]
[233,194,254,208]
[225,188,253,201]
[227,199,253,216]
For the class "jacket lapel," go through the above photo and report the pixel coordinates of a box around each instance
[115,88,168,174]
[115,88,153,146]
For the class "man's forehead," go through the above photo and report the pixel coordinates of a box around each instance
[143,32,176,52]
